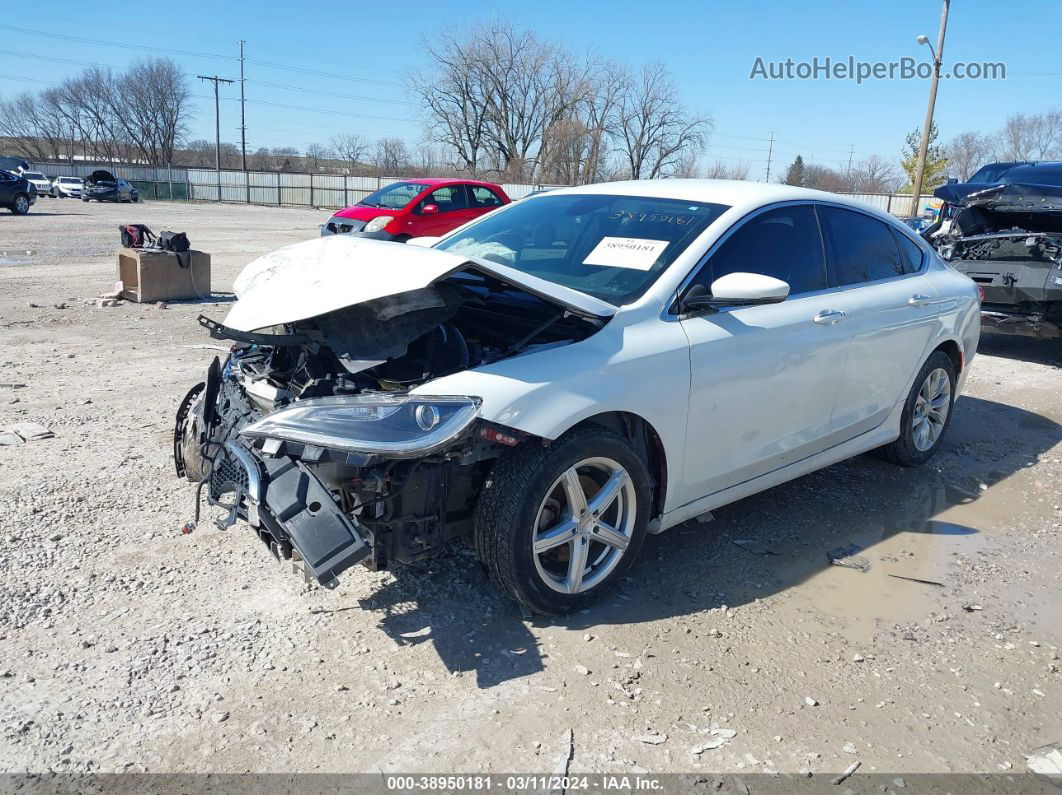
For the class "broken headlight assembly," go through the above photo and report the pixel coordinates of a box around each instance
[239,394,481,457]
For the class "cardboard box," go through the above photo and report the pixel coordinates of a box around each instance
[117,247,211,303]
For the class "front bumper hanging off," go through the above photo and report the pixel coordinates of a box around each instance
[193,433,371,588]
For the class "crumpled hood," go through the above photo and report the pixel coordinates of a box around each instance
[224,235,615,333]
[935,180,1062,211]
[225,236,469,332]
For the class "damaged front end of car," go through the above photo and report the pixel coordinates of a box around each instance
[173,236,607,587]
[926,178,1062,338]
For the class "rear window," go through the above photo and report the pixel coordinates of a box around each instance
[890,229,924,274]
[821,206,909,285]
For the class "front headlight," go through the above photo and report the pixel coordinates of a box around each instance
[364,215,395,234]
[240,394,481,457]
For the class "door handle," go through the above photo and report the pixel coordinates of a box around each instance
[813,309,847,325]
[908,294,931,307]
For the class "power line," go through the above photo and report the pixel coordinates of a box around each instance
[246,78,412,105]
[0,23,237,61]
[0,23,403,88]
[0,73,57,85]
[0,48,118,70]
[235,97,413,122]
[246,58,403,87]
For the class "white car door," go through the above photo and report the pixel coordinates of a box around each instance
[676,203,852,505]
[818,205,940,440]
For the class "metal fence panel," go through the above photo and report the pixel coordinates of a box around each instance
[25,159,938,217]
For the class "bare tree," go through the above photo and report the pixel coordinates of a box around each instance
[107,59,190,165]
[802,163,852,193]
[944,131,996,180]
[409,21,595,181]
[270,147,300,171]
[999,111,1062,160]
[305,143,328,171]
[849,154,901,193]
[374,137,410,174]
[615,62,710,179]
[330,133,370,174]
[704,159,752,180]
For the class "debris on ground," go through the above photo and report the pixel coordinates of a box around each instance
[962,604,984,612]
[1,422,54,443]
[832,760,861,785]
[888,574,945,587]
[827,544,871,572]
[639,733,667,745]
[732,538,778,556]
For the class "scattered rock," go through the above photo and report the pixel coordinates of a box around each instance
[573,664,590,676]
[805,697,819,707]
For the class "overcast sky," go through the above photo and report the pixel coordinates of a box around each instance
[2,0,1058,176]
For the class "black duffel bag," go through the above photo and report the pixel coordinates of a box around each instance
[158,231,190,253]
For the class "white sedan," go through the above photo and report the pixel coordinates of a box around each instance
[177,180,980,614]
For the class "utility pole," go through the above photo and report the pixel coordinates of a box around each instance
[197,74,234,202]
[238,41,247,172]
[765,131,775,182]
[910,0,950,217]
[846,144,855,175]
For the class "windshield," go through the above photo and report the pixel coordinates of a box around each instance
[434,193,728,305]
[357,181,426,210]
[24,172,46,180]
[967,163,1020,184]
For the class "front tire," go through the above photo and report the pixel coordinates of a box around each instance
[10,194,29,215]
[876,350,956,467]
[475,426,652,614]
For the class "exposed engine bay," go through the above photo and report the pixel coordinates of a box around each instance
[175,266,603,586]
[927,177,1062,338]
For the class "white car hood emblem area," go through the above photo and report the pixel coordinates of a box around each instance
[223,235,615,332]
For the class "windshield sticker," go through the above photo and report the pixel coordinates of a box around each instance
[583,237,670,270]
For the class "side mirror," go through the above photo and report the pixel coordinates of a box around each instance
[946,177,958,185]
[420,203,439,215]
[681,272,790,312]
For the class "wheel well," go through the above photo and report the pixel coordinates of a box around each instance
[574,412,668,518]
[934,339,963,374]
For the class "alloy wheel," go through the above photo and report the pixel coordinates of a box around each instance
[532,456,637,594]
[911,367,951,451]
[14,195,28,213]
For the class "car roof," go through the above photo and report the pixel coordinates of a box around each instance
[544,179,897,220]
[401,177,505,189]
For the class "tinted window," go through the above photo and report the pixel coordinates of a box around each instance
[701,205,827,295]
[891,229,924,274]
[424,185,468,212]
[435,194,729,305]
[821,206,908,285]
[358,181,426,209]
[469,185,504,208]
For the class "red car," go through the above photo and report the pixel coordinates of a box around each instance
[320,178,511,242]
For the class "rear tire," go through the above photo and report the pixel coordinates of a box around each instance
[875,350,956,467]
[475,425,651,614]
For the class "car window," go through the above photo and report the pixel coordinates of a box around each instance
[696,204,827,295]
[357,181,426,210]
[469,185,504,208]
[435,193,729,305]
[424,185,468,213]
[821,206,909,285]
[890,229,924,274]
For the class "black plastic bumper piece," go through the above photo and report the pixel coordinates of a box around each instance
[260,455,369,585]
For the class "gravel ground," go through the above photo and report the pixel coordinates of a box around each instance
[0,198,1059,776]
